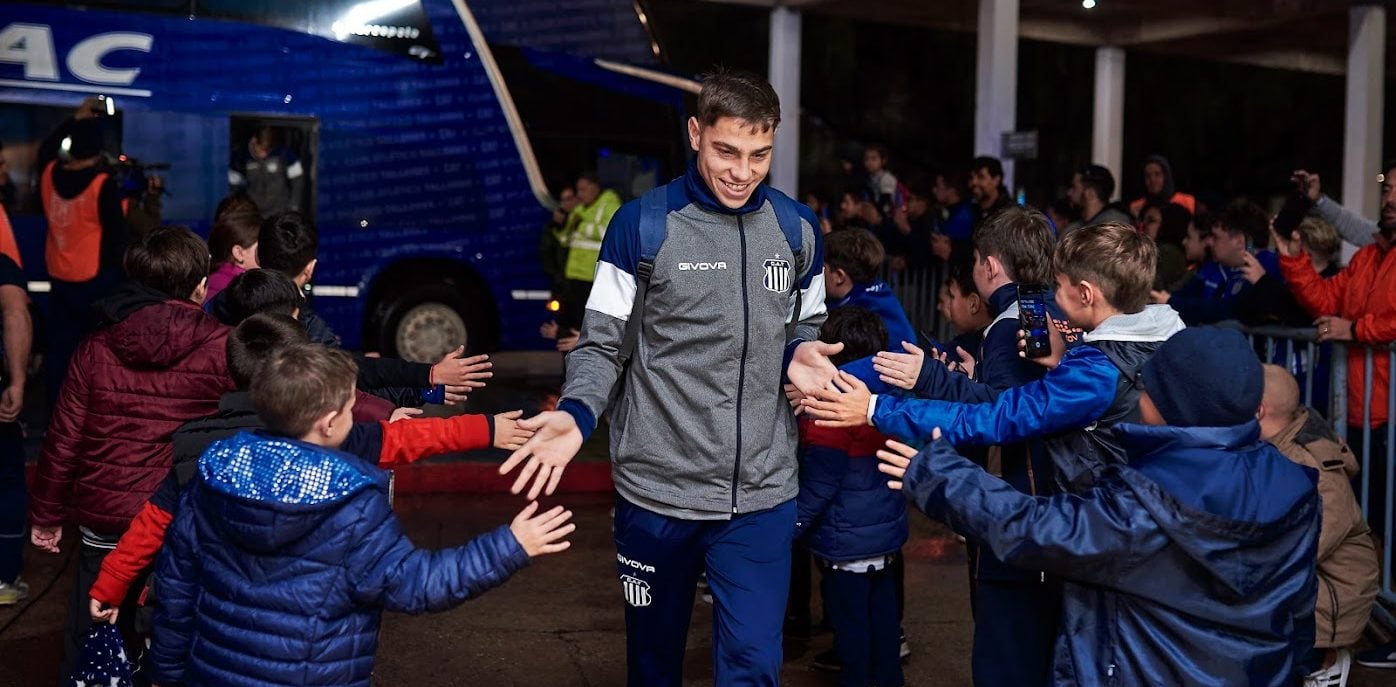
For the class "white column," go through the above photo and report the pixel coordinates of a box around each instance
[975,0,1019,191]
[1092,46,1126,198]
[767,6,801,196]
[1342,3,1385,219]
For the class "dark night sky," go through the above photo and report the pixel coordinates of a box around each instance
[646,1,1389,208]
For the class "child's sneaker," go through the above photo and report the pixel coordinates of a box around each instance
[0,578,29,605]
[1303,648,1351,687]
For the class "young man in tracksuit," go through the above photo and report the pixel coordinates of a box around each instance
[500,70,837,686]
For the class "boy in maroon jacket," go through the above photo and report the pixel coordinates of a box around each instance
[29,226,236,678]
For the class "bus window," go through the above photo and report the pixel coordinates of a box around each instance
[196,0,442,62]
[490,46,687,203]
[228,116,317,221]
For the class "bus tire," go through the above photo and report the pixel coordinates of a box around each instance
[378,284,480,364]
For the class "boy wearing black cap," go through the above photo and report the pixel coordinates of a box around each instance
[878,326,1320,686]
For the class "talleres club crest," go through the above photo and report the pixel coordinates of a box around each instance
[621,575,652,607]
[763,258,791,293]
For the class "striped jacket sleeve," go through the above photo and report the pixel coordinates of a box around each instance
[783,209,828,371]
[557,201,642,441]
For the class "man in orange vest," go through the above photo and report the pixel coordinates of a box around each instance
[39,116,129,406]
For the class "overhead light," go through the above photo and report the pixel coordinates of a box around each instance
[1082,0,1097,8]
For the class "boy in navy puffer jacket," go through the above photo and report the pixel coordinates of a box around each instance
[148,344,575,687]
[796,307,907,687]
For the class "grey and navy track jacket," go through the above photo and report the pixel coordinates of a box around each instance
[558,164,826,519]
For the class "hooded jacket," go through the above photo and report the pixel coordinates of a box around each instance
[148,432,529,687]
[1128,155,1197,217]
[557,164,826,519]
[29,284,234,534]
[1268,408,1379,648]
[904,421,1319,686]
[828,280,916,352]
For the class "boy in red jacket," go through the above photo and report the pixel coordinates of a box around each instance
[89,313,531,626]
[29,226,236,678]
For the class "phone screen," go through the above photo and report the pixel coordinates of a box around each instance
[1018,284,1051,359]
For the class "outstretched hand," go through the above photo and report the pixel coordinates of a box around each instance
[788,340,843,395]
[509,501,576,557]
[800,371,872,428]
[493,410,535,450]
[875,430,939,490]
[432,346,493,390]
[873,341,925,390]
[498,411,583,499]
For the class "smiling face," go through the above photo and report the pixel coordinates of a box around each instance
[688,115,774,209]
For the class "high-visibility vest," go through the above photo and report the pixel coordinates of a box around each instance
[40,161,105,282]
[564,189,621,282]
[1130,192,1196,218]
[0,204,22,268]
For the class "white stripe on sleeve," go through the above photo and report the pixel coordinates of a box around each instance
[587,261,637,321]
[789,272,827,323]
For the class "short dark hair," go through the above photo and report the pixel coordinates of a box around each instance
[227,313,309,389]
[971,156,1004,180]
[972,206,1055,285]
[257,212,318,279]
[1215,199,1271,249]
[252,343,358,438]
[223,269,303,325]
[1154,202,1192,248]
[824,228,885,284]
[124,226,210,299]
[1077,164,1115,202]
[820,306,886,367]
[577,171,600,187]
[865,144,889,161]
[696,69,780,133]
[945,253,977,298]
[1054,223,1156,313]
[208,211,261,264]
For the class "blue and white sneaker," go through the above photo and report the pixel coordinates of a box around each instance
[1355,641,1396,669]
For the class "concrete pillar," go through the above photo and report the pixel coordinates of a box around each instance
[1092,46,1125,198]
[1342,3,1385,219]
[975,0,1019,191]
[767,6,801,196]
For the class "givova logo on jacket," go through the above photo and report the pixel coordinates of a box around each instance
[621,575,652,607]
[763,258,791,293]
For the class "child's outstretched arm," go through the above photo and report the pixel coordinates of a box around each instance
[343,411,536,468]
[346,496,572,614]
[866,346,1119,444]
[877,435,1166,586]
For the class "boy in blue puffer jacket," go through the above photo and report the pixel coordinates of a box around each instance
[876,327,1320,686]
[148,343,575,687]
[796,307,906,687]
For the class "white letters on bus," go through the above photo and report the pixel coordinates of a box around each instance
[0,23,152,86]
[0,23,59,81]
[68,32,152,86]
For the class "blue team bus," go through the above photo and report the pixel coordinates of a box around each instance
[0,0,694,361]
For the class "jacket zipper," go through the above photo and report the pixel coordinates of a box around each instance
[732,214,751,514]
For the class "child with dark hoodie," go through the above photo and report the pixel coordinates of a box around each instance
[87,313,533,629]
[878,326,1320,686]
[795,306,906,687]
[28,226,236,678]
[147,343,573,687]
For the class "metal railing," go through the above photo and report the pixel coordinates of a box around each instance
[883,263,953,347]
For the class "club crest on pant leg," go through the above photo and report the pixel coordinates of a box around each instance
[621,574,652,607]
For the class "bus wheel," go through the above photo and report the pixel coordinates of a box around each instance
[384,286,471,364]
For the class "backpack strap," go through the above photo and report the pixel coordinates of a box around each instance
[766,191,808,328]
[617,185,670,367]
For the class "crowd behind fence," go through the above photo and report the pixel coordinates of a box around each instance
[886,268,1396,638]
